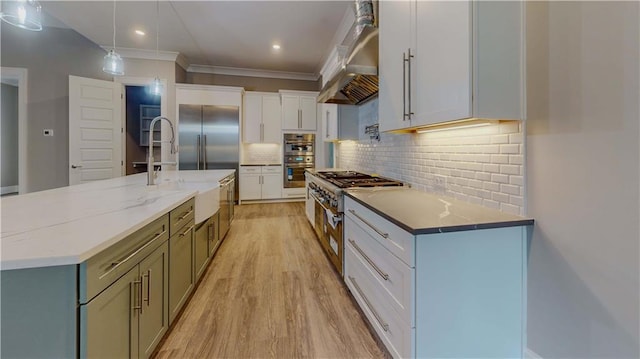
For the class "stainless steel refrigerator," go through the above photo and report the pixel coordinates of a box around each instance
[178,104,239,201]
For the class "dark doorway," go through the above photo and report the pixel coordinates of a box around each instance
[125,86,161,175]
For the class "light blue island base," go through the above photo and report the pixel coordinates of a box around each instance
[415,226,527,358]
[1,265,78,358]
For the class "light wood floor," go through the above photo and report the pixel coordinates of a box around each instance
[154,202,388,358]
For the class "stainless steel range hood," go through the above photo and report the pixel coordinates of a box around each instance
[318,26,379,105]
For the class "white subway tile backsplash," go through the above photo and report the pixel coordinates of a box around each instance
[500,184,521,196]
[337,100,523,214]
[500,164,521,175]
[491,174,510,184]
[491,134,510,144]
[500,144,520,154]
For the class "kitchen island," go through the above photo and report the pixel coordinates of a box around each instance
[0,170,233,358]
[343,187,533,359]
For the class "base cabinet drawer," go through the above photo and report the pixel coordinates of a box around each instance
[345,216,414,326]
[345,245,413,359]
[344,197,415,267]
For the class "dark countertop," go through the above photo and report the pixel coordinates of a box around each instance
[345,187,534,235]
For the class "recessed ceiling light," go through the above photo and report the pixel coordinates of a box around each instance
[135,30,146,36]
[272,44,281,50]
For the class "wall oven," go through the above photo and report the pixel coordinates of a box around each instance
[283,134,314,188]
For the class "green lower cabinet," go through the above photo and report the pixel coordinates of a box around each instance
[81,265,140,358]
[139,241,169,358]
[169,220,195,324]
[194,219,211,282]
[208,212,221,257]
[80,241,169,359]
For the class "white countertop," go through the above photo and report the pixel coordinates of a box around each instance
[345,187,534,235]
[0,170,233,271]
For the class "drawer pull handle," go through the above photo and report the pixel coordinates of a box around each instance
[348,275,389,332]
[179,225,194,237]
[348,239,389,281]
[103,230,165,278]
[347,209,389,239]
[178,208,193,221]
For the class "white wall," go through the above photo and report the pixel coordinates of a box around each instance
[526,2,639,357]
[336,99,526,215]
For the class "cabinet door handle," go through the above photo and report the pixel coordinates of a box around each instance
[142,269,151,307]
[298,109,302,128]
[325,111,330,138]
[407,48,414,119]
[179,225,194,237]
[348,238,389,281]
[260,123,264,142]
[402,51,408,121]
[348,276,389,332]
[347,209,389,239]
[132,278,143,314]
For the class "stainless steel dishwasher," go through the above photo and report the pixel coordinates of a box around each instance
[219,173,235,239]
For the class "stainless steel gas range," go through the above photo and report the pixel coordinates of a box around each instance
[305,170,403,275]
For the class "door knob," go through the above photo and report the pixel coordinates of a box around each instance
[71,164,83,169]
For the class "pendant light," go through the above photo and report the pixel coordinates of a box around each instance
[150,0,162,96]
[0,0,43,31]
[103,0,124,76]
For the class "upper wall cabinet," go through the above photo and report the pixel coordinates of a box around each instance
[321,103,359,142]
[379,0,471,132]
[472,1,524,120]
[379,1,523,132]
[243,92,281,143]
[280,90,318,131]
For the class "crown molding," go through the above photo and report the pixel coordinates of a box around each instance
[187,64,319,82]
[100,46,184,63]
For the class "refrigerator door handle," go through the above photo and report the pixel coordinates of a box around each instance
[196,135,201,170]
[203,135,207,170]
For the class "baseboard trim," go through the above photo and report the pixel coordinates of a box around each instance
[525,348,543,359]
[1,185,18,195]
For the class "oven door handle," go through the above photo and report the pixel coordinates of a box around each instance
[310,192,341,223]
[285,164,315,168]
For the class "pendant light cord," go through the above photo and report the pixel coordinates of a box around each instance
[156,0,160,60]
[112,0,117,50]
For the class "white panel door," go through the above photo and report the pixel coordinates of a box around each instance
[69,76,122,185]
[261,173,282,199]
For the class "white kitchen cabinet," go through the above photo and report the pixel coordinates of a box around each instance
[243,92,281,143]
[379,0,471,132]
[280,90,318,131]
[472,1,524,120]
[240,166,282,201]
[344,195,528,359]
[379,1,523,132]
[321,104,359,142]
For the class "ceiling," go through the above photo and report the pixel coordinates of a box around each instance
[41,1,352,79]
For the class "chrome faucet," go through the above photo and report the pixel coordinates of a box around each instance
[147,116,177,185]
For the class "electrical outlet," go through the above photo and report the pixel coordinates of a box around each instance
[434,176,446,192]
[43,129,54,136]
